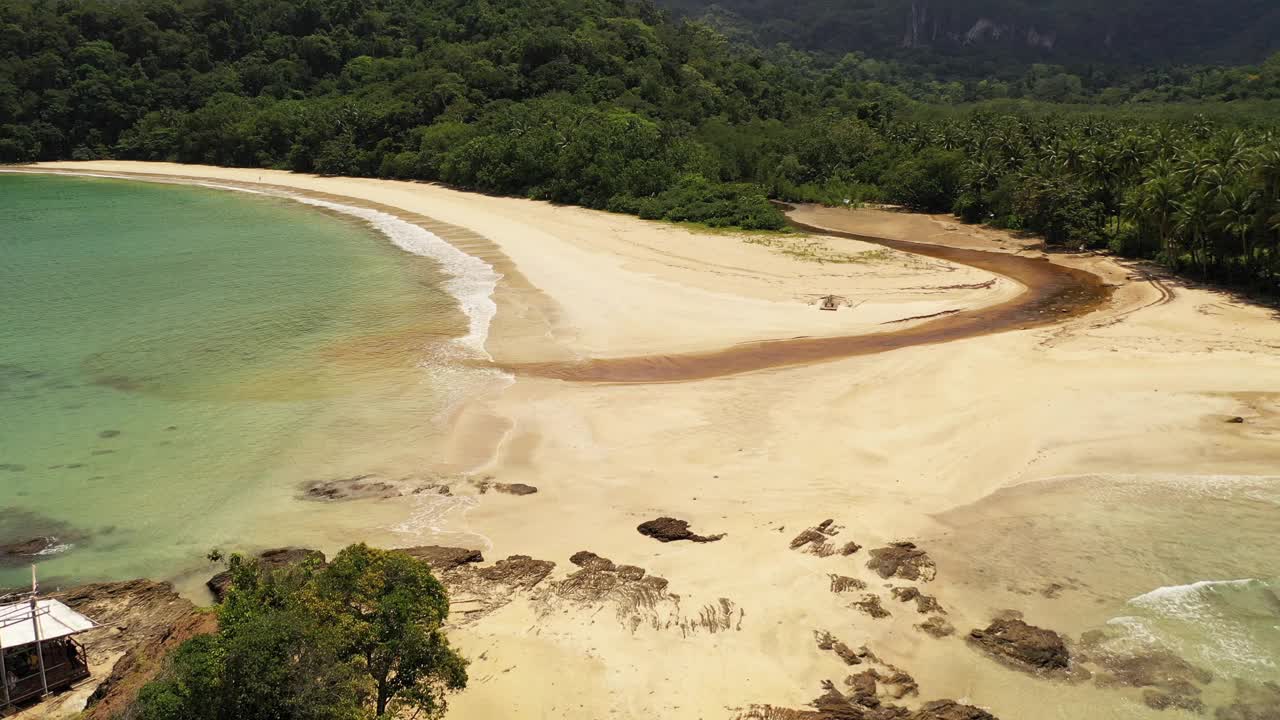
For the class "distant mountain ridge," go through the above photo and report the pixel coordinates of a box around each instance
[656,0,1280,66]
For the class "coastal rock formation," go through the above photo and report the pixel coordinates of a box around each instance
[915,616,956,638]
[552,552,668,608]
[636,516,724,543]
[491,482,538,495]
[545,551,739,635]
[1141,690,1204,713]
[790,519,845,556]
[206,547,326,602]
[829,574,868,593]
[853,593,891,619]
[890,586,945,614]
[301,474,402,501]
[400,545,485,572]
[440,554,557,620]
[968,618,1070,672]
[18,580,215,720]
[569,550,616,570]
[1078,637,1213,711]
[741,682,992,720]
[867,542,936,582]
[0,536,60,565]
[912,700,998,720]
[815,631,863,666]
[1215,679,1280,720]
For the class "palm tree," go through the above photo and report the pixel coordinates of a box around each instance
[1176,187,1216,276]
[1132,173,1181,258]
[1218,189,1258,280]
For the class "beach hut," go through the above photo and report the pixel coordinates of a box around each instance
[0,583,95,712]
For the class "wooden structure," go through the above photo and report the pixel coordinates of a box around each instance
[1,569,95,713]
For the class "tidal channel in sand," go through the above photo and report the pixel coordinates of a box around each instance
[504,206,1111,383]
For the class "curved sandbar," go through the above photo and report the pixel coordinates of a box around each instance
[507,208,1112,383]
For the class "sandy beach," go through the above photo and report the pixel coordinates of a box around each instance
[17,162,1280,718]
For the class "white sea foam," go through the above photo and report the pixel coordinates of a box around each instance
[391,492,493,552]
[1129,578,1261,620]
[1122,578,1279,673]
[291,196,502,359]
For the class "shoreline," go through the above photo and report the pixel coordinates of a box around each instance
[7,162,1280,720]
[9,165,1087,384]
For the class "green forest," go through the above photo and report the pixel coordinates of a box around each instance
[660,0,1280,67]
[2,0,1280,291]
[138,545,467,720]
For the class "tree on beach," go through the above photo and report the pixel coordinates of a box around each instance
[134,544,467,720]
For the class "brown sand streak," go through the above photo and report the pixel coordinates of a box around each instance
[506,211,1111,383]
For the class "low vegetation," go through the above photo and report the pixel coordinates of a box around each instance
[135,544,467,720]
[2,0,1278,288]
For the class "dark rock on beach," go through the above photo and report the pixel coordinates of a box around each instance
[569,550,616,570]
[912,700,998,720]
[207,547,326,602]
[637,516,725,543]
[853,593,891,619]
[493,482,538,495]
[400,545,485,572]
[867,542,936,582]
[802,682,994,720]
[968,618,1070,672]
[1141,690,1204,713]
[891,586,945,614]
[829,574,868,593]
[916,616,956,638]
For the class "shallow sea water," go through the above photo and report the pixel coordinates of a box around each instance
[921,473,1280,717]
[0,173,500,589]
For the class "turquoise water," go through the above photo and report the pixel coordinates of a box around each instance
[0,173,483,588]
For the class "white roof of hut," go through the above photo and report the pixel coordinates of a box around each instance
[0,599,95,650]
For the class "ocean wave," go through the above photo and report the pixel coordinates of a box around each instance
[1129,578,1262,616]
[1119,578,1280,674]
[291,196,502,359]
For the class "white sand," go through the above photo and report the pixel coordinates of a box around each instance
[22,163,1280,719]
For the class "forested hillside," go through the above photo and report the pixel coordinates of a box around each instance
[2,0,1280,291]
[658,0,1280,67]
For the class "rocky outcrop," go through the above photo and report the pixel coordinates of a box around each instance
[789,519,844,556]
[890,586,944,614]
[829,574,867,593]
[912,700,998,720]
[853,594,891,619]
[0,536,60,565]
[968,618,1069,672]
[11,580,216,720]
[915,616,956,638]
[206,547,326,602]
[637,517,724,543]
[569,550,616,570]
[400,545,485,572]
[867,543,936,582]
[493,482,537,495]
